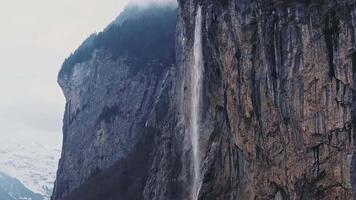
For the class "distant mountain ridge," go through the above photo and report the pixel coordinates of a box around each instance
[0,185,13,200]
[0,138,60,199]
[0,172,43,200]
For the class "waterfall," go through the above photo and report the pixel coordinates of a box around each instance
[190,5,203,200]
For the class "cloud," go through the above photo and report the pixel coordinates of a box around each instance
[0,0,128,150]
[0,0,177,153]
[128,0,178,8]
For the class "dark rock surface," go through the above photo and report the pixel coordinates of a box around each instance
[53,0,356,200]
[178,0,356,199]
[51,5,178,200]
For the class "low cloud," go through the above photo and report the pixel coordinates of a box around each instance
[128,0,178,7]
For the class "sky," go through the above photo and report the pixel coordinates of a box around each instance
[0,0,176,149]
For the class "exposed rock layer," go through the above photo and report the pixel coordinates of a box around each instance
[53,1,356,200]
[51,6,177,200]
[178,0,356,199]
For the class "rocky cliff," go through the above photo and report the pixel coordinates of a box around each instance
[52,5,179,200]
[53,0,356,200]
[178,0,356,199]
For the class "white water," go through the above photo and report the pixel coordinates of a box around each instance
[190,6,203,200]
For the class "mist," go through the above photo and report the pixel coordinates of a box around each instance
[128,0,178,8]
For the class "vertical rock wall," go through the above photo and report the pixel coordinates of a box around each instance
[53,1,356,199]
[178,0,356,199]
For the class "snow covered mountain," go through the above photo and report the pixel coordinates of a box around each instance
[0,138,60,200]
[0,172,43,200]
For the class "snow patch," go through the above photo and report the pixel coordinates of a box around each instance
[0,138,61,200]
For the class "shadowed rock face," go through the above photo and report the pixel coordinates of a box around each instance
[53,1,356,200]
[178,0,356,199]
[51,6,179,200]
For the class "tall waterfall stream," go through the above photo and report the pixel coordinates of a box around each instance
[190,5,203,200]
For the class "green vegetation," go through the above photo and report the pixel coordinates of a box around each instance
[59,6,177,78]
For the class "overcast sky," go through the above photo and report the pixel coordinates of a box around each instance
[0,0,176,149]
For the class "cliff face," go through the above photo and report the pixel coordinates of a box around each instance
[53,1,356,200]
[178,0,356,199]
[52,6,179,200]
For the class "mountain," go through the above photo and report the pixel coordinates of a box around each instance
[58,5,176,79]
[0,186,13,200]
[52,4,177,200]
[0,138,61,199]
[0,172,43,200]
[53,1,356,200]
